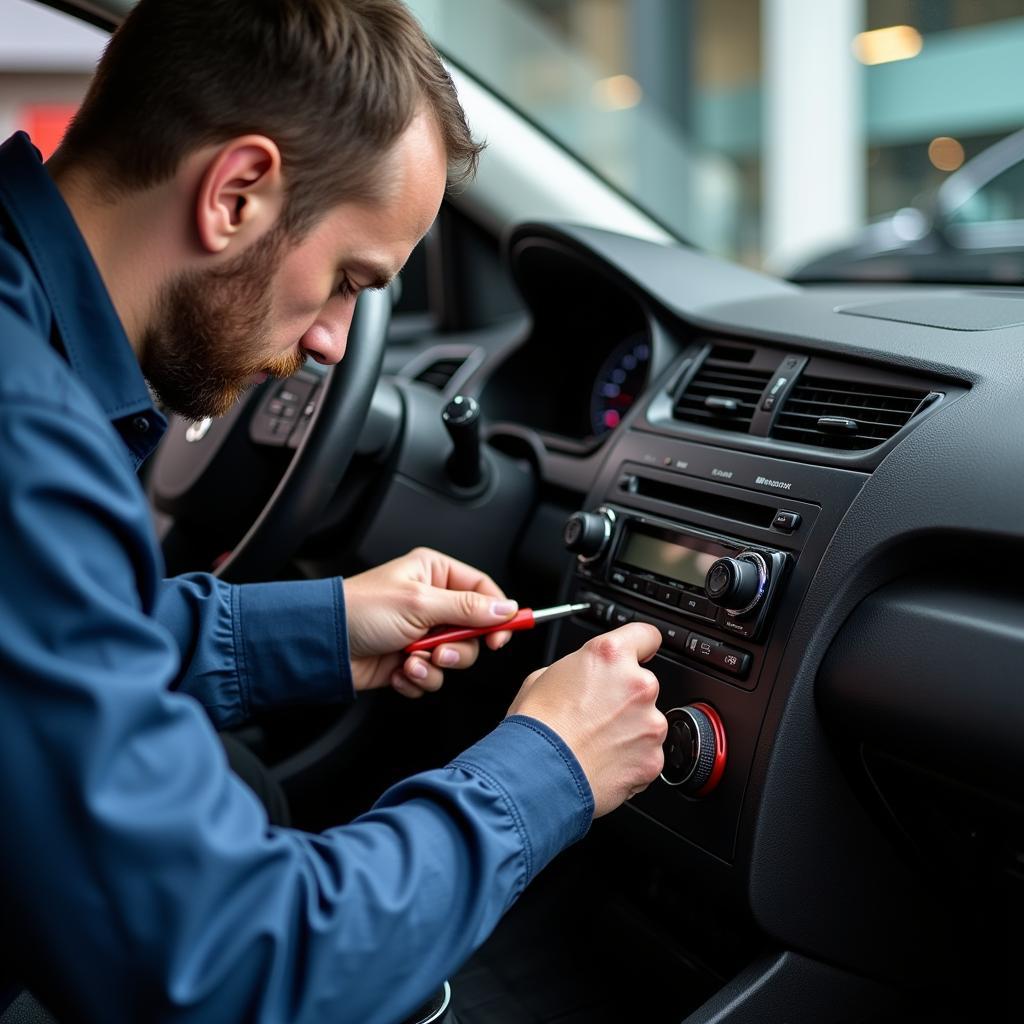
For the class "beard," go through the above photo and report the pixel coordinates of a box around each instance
[140,226,306,421]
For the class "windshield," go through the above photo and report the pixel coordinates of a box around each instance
[409,0,1024,282]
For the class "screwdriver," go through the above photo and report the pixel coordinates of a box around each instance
[403,602,591,654]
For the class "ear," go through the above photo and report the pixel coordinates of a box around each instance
[194,135,284,255]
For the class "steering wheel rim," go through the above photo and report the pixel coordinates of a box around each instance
[214,288,390,583]
[208,288,390,583]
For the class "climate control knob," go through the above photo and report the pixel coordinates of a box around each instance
[661,703,727,796]
[705,551,768,616]
[563,507,615,562]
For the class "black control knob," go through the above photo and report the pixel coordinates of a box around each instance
[705,551,768,616]
[442,395,483,489]
[660,704,727,796]
[563,508,615,562]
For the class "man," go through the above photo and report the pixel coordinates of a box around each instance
[0,1,667,1021]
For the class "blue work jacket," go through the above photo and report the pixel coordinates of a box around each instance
[0,132,593,1023]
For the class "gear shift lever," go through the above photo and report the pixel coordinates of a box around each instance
[442,395,483,489]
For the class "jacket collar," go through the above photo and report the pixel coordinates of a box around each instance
[0,132,158,425]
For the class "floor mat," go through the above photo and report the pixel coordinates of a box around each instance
[451,852,719,1023]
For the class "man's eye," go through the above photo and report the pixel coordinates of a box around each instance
[335,277,355,298]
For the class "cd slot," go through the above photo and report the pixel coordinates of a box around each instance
[622,474,777,529]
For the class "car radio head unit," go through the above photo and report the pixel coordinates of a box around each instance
[564,505,788,641]
[616,523,723,590]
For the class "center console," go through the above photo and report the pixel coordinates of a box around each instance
[549,428,867,862]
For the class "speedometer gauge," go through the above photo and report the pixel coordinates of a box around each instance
[589,333,652,437]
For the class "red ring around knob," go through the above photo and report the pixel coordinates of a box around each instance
[689,702,727,797]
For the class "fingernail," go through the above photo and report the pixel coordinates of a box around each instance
[408,659,428,680]
[439,648,459,666]
[491,600,517,617]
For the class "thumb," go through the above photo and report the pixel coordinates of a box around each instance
[418,588,518,629]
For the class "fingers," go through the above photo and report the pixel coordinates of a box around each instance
[588,621,662,664]
[485,629,513,651]
[420,548,507,603]
[392,639,480,698]
[412,582,518,632]
[429,640,479,670]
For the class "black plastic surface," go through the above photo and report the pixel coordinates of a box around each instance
[680,951,891,1024]
[502,221,1024,986]
[818,575,1024,796]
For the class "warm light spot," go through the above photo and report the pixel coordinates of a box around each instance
[852,25,923,65]
[928,136,965,172]
[603,409,622,429]
[19,104,79,160]
[592,74,643,111]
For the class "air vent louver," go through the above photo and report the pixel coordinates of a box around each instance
[771,376,930,450]
[413,357,466,391]
[672,354,773,434]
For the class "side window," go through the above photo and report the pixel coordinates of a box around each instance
[0,0,106,159]
[948,159,1024,226]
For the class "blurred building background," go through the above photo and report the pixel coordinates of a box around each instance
[4,0,1023,273]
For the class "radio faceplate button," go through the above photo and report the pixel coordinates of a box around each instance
[685,633,721,662]
[656,586,679,606]
[656,621,688,651]
[679,594,711,618]
[610,607,635,627]
[609,568,628,588]
[580,593,613,625]
[772,510,801,532]
[642,580,659,598]
[625,574,645,594]
[708,643,751,677]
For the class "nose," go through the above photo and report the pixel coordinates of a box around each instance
[299,317,349,366]
[299,296,354,366]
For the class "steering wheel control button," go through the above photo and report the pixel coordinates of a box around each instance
[660,704,727,796]
[772,510,801,532]
[704,551,768,617]
[250,377,317,447]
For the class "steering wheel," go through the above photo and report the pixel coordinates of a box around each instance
[147,290,391,583]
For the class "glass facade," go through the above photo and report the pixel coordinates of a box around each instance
[4,0,1022,277]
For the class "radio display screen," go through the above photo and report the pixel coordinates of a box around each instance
[617,527,725,588]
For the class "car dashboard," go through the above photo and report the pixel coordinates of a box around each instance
[396,220,1024,1017]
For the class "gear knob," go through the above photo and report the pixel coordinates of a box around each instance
[442,395,483,489]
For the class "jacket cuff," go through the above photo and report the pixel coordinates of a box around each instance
[450,715,594,883]
[235,576,355,713]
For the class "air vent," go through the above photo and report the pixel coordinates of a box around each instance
[771,376,932,450]
[673,353,773,433]
[413,357,466,391]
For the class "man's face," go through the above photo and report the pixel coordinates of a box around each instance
[141,110,448,421]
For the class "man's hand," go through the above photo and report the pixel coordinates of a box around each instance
[343,548,518,698]
[506,623,667,817]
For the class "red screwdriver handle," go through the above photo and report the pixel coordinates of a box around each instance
[403,608,536,653]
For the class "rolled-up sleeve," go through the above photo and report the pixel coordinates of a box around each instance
[0,398,593,1024]
[155,573,354,728]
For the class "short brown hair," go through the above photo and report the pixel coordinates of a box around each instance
[59,0,482,235]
